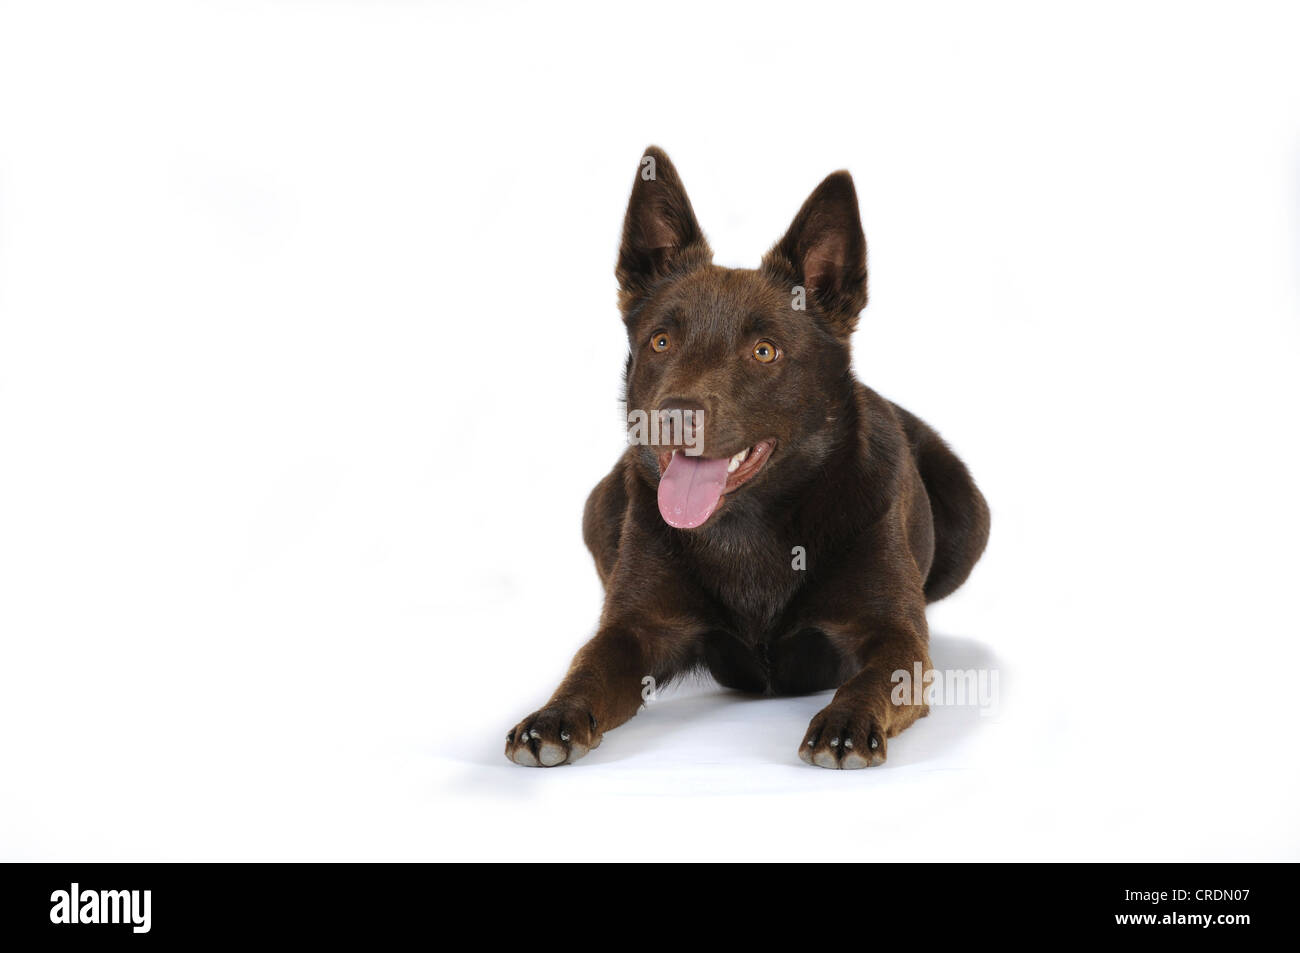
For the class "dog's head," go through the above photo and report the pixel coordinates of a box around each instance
[618,146,866,530]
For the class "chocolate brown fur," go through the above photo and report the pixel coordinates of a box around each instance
[505,147,989,769]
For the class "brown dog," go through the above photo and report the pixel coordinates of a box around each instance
[505,147,989,769]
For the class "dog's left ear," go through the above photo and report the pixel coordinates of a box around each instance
[616,146,712,313]
[762,171,867,337]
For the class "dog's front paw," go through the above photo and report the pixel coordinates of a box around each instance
[504,701,601,767]
[798,704,887,769]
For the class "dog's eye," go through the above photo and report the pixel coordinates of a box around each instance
[651,331,671,353]
[753,340,779,364]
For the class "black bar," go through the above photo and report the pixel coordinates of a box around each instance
[0,862,1279,941]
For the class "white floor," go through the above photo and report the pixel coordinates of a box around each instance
[5,569,1295,861]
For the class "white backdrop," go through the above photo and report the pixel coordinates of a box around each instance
[1,0,1298,861]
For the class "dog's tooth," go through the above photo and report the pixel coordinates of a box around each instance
[728,456,740,474]
[736,448,749,463]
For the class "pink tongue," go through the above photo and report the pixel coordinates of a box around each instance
[657,453,730,528]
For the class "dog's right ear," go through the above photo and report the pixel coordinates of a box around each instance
[616,146,712,312]
[762,171,868,338]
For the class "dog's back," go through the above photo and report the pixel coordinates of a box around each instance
[888,401,990,603]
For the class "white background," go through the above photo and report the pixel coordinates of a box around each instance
[1,0,1298,861]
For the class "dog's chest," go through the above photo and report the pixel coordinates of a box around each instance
[688,524,806,633]
[685,522,852,695]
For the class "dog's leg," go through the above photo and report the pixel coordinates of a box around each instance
[503,627,643,767]
[581,462,628,588]
[798,617,931,769]
[504,624,697,767]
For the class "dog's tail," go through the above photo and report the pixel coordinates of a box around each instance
[892,403,990,603]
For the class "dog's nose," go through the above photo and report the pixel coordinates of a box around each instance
[656,397,706,449]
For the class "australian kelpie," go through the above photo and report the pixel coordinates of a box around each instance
[505,147,989,769]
